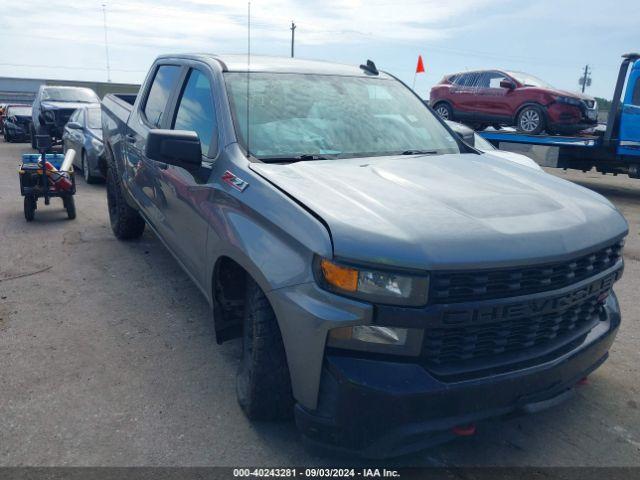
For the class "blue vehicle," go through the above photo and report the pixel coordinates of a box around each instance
[480,53,640,178]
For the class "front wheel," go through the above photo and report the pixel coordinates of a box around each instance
[516,106,545,134]
[30,124,37,149]
[236,278,293,420]
[82,151,100,184]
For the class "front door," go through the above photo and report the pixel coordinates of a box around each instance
[128,64,183,229]
[153,66,219,288]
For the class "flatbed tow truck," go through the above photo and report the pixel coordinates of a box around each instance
[480,53,640,178]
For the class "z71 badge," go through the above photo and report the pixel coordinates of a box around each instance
[222,170,249,192]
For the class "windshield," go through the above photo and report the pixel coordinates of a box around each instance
[87,108,102,129]
[506,71,554,89]
[224,73,461,160]
[42,87,99,103]
[473,133,495,151]
[8,106,31,116]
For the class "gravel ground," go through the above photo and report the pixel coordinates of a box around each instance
[0,141,638,466]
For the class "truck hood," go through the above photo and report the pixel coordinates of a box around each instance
[40,101,96,110]
[251,154,627,270]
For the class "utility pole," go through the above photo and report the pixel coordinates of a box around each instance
[102,3,112,82]
[290,21,296,58]
[579,64,591,93]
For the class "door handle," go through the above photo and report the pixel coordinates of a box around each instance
[125,134,136,143]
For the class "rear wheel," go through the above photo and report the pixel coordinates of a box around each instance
[106,165,145,240]
[63,196,76,220]
[516,106,545,134]
[24,196,36,222]
[236,278,293,420]
[433,102,453,120]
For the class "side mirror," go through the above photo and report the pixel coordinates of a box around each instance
[145,129,202,170]
[500,79,516,90]
[67,121,82,129]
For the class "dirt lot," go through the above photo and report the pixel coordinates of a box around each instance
[0,141,639,466]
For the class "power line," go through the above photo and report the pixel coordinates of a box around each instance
[0,62,145,73]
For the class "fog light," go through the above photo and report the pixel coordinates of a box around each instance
[327,325,423,356]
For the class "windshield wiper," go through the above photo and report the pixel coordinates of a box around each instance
[400,149,439,155]
[260,153,339,163]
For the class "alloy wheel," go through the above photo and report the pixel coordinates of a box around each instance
[519,109,540,132]
[435,105,450,119]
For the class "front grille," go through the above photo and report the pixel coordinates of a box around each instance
[430,240,623,304]
[422,296,602,377]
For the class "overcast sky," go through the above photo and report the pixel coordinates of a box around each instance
[0,0,636,99]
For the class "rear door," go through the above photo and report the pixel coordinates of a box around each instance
[153,65,219,287]
[450,72,480,122]
[126,63,184,230]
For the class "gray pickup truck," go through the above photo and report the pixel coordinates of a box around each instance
[101,54,628,458]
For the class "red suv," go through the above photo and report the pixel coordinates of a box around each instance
[430,70,598,134]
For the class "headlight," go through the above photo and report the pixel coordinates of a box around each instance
[44,111,55,122]
[315,257,429,306]
[555,96,582,106]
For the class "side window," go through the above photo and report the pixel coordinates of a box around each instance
[173,69,217,156]
[476,72,491,88]
[487,72,509,88]
[632,78,640,106]
[77,109,85,125]
[452,73,467,86]
[143,65,181,127]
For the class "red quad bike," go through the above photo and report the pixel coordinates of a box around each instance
[19,135,76,222]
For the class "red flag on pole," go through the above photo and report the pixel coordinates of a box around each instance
[415,55,425,73]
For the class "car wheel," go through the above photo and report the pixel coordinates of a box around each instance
[106,165,145,240]
[82,151,100,184]
[434,102,453,120]
[236,277,293,420]
[516,106,545,134]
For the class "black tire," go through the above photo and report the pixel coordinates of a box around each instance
[106,165,145,240]
[30,124,37,149]
[24,196,36,222]
[82,151,100,184]
[516,105,545,134]
[433,102,453,121]
[236,278,293,420]
[63,196,76,220]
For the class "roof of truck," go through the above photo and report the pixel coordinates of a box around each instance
[156,53,392,78]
